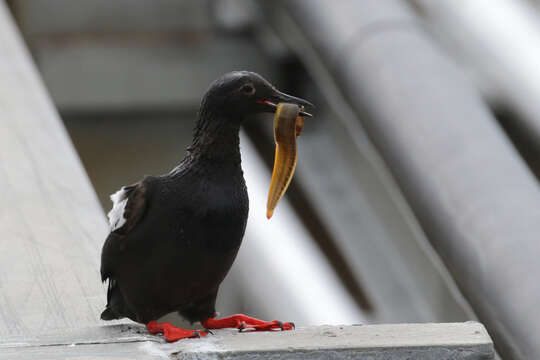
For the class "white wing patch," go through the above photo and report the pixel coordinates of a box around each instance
[108,187,128,231]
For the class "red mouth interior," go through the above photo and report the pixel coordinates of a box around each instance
[256,99,276,106]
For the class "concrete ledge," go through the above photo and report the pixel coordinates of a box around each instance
[159,322,494,360]
[1,322,494,359]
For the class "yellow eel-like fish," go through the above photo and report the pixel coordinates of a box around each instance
[266,103,305,219]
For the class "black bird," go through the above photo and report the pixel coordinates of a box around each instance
[100,71,313,341]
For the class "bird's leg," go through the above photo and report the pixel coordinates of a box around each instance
[146,321,208,342]
[202,314,294,332]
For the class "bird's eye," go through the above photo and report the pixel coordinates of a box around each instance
[240,84,255,95]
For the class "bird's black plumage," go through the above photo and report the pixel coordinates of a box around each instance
[100,71,312,325]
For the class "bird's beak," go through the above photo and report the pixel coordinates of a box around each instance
[257,90,313,117]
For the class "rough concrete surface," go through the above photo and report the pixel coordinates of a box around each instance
[0,322,493,359]
[159,322,494,360]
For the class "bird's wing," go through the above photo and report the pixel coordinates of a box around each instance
[101,179,150,281]
[107,181,148,234]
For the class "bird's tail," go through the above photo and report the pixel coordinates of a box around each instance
[101,277,129,321]
[100,306,119,320]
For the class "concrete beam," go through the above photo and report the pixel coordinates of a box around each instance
[0,1,108,337]
[0,322,494,360]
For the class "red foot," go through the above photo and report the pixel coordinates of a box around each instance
[146,321,208,342]
[202,314,294,332]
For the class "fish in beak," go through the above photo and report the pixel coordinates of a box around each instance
[266,102,309,219]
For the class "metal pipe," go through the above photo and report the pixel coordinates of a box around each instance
[412,0,540,158]
[275,0,540,358]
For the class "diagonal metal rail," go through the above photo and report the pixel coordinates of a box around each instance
[271,0,540,359]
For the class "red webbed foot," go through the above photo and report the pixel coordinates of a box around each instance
[146,321,208,342]
[201,314,295,332]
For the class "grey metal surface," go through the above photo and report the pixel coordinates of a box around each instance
[276,0,540,359]
[0,322,494,360]
[0,1,108,337]
[411,0,540,162]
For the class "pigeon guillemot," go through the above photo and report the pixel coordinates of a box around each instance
[100,71,313,341]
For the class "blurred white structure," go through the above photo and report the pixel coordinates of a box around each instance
[236,133,365,326]
[412,0,540,145]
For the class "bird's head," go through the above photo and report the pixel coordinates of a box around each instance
[202,71,313,120]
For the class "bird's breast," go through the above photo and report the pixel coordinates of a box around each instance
[196,174,248,253]
[161,165,249,254]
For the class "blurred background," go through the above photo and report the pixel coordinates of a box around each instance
[5,0,540,359]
